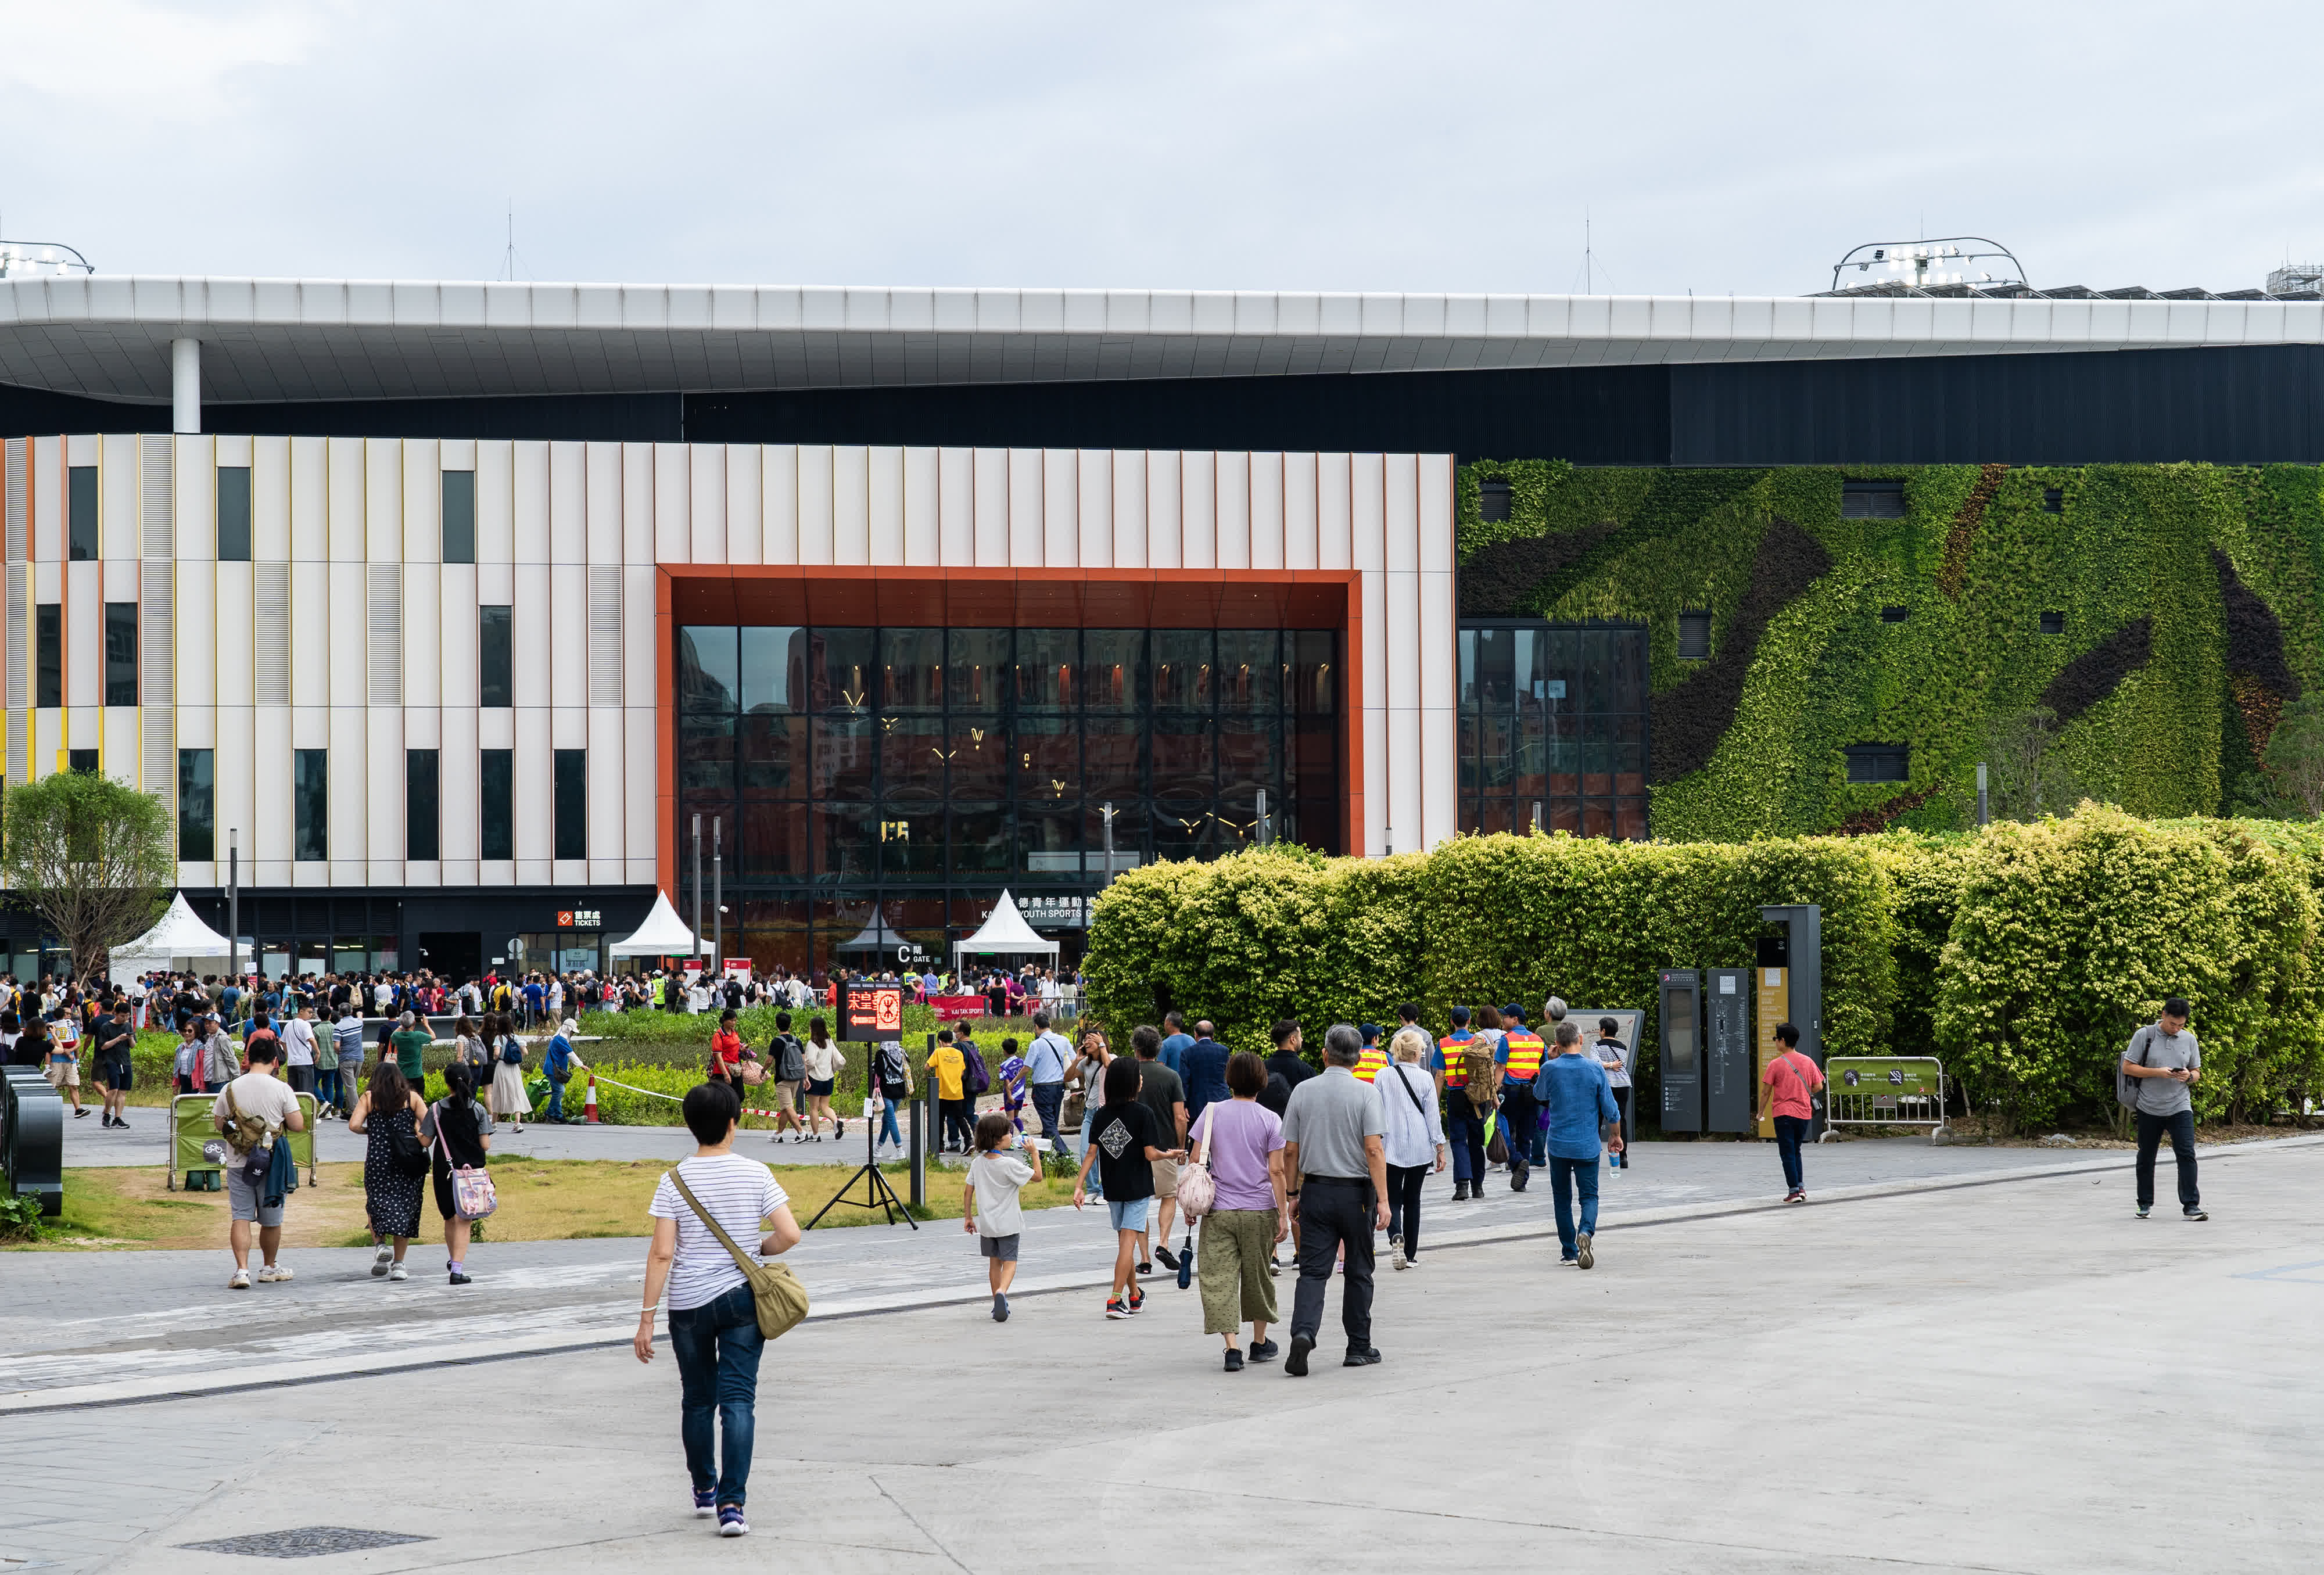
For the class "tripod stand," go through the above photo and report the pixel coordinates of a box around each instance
[806,1041,916,1230]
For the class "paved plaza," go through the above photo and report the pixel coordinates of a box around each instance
[3,1133,2321,1572]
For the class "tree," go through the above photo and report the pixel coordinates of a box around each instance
[1979,705,2082,823]
[0,771,174,986]
[2262,695,2324,819]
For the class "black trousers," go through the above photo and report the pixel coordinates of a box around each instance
[2135,1108,2200,1210]
[1499,1089,1538,1178]
[1290,1177,1375,1348]
[1610,1085,1633,1163]
[1385,1163,1427,1255]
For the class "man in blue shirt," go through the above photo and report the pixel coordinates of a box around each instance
[1179,1020,1232,1135]
[1157,1011,1193,1078]
[1023,1010,1074,1154]
[1534,1021,1623,1269]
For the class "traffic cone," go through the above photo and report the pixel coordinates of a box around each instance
[583,1072,600,1124]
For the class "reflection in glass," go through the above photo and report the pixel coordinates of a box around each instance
[947,629,1009,710]
[813,629,874,712]
[1015,629,1075,711]
[949,716,1007,800]
[1084,630,1143,710]
[1152,630,1211,709]
[1216,631,1279,713]
[878,627,945,712]
[1459,620,1648,842]
[741,626,802,713]
[949,805,1009,872]
[879,716,946,803]
[739,714,801,797]
[812,718,876,799]
[680,627,738,713]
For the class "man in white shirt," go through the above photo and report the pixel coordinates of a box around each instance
[211,1036,306,1289]
[281,1003,320,1106]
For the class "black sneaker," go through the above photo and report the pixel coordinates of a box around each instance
[1451,1181,1469,1201]
[1343,1346,1381,1367]
[113,1117,128,1131]
[1284,1334,1313,1377]
[1137,1261,1153,1277]
[1156,1245,1181,1272]
[1247,1338,1279,1364]
[2135,1204,2151,1219]
[992,1293,1009,1322]
[2184,1207,2208,1221]
[1223,1348,1243,1372]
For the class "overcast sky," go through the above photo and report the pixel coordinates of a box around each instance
[4,0,2320,298]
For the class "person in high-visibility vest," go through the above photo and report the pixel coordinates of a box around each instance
[1351,1024,1390,1085]
[1433,1006,1490,1200]
[1495,1006,1548,1192]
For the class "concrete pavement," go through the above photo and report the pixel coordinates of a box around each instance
[2,1133,2320,1571]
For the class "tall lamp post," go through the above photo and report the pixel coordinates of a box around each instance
[711,815,723,980]
[227,828,239,985]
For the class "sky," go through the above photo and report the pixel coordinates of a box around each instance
[3,0,2321,298]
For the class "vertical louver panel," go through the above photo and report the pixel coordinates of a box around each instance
[367,564,401,705]
[140,435,173,558]
[5,565,24,712]
[4,437,24,562]
[254,562,290,705]
[587,565,622,705]
[3,440,18,786]
[142,558,174,813]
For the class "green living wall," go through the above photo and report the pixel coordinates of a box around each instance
[1082,812,2324,1131]
[1454,461,2324,839]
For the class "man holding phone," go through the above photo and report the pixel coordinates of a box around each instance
[2122,998,2205,1221]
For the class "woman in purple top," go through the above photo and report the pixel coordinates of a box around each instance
[1189,1050,1290,1372]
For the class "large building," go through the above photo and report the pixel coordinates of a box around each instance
[1,267,2319,975]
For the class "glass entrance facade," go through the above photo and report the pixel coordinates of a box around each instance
[677,624,1342,974]
[1457,621,1650,839]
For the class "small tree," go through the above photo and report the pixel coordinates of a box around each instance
[1,771,174,986]
[1981,705,2081,823]
[2262,694,2324,818]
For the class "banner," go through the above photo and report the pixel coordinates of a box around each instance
[930,994,988,1022]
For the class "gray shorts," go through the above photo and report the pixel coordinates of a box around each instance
[225,1167,285,1227]
[978,1233,1020,1261]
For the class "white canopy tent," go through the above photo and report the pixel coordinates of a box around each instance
[608,890,714,960]
[109,893,235,984]
[951,889,1060,975]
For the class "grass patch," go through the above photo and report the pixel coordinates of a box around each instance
[6,1160,1077,1251]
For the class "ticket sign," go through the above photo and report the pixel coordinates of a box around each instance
[844,982,905,1041]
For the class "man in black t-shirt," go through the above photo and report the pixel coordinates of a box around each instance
[94,999,138,1129]
[1072,1054,1183,1319]
[1261,1020,1315,1117]
[1129,1025,1188,1272]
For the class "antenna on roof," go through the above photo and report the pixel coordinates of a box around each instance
[504,202,514,282]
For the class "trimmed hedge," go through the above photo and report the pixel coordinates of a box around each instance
[1085,811,2324,1131]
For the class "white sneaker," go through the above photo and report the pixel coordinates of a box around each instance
[1391,1235,1408,1271]
[372,1246,394,1277]
[388,1262,408,1282]
[228,1268,251,1290]
[256,1263,292,1283]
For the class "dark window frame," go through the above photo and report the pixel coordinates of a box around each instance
[481,748,514,860]
[1477,479,1513,523]
[34,604,60,708]
[178,747,216,860]
[1840,480,1907,519]
[406,749,440,862]
[67,465,98,561]
[217,465,253,561]
[553,749,587,860]
[1844,742,1911,784]
[479,605,513,707]
[2039,611,2066,635]
[1676,609,1712,659]
[103,601,137,706]
[442,470,476,564]
[292,748,328,862]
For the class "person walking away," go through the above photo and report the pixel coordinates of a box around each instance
[1191,1050,1287,1370]
[2122,997,2205,1221]
[1434,1006,1490,1199]
[213,1035,305,1288]
[964,1113,1037,1321]
[766,1012,806,1142]
[1024,1010,1073,1154]
[350,1060,428,1280]
[1593,1017,1633,1169]
[1157,1010,1193,1078]
[802,1018,844,1141]
[490,1014,532,1133]
[1495,1008,1547,1192]
[422,1061,494,1284]
[1756,1023,1824,1204]
[1072,1056,1182,1319]
[389,1010,431,1089]
[281,1002,321,1110]
[1535,1021,1624,1268]
[92,999,137,1128]
[1352,1023,1390,1085]
[1379,1028,1447,1269]
[1068,1028,1113,1198]
[1179,1021,1232,1138]
[926,1027,969,1152]
[636,1080,804,1537]
[543,1018,587,1124]
[996,1037,1029,1134]
[1279,1023,1389,1376]
[1130,1025,1189,1273]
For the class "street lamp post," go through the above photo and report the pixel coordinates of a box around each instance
[227,828,239,984]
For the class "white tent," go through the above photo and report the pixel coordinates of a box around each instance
[109,893,235,984]
[952,888,1060,974]
[608,890,714,959]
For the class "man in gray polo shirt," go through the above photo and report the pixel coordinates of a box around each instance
[2122,996,2205,1221]
[1279,1023,1389,1376]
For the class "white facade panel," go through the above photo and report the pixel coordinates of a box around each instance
[512,565,550,706]
[690,445,726,565]
[937,447,973,565]
[1145,450,1181,569]
[972,449,1008,567]
[213,562,253,707]
[365,440,401,562]
[329,706,366,885]
[832,446,870,566]
[551,565,585,709]
[1351,453,1386,573]
[725,444,763,566]
[1075,450,1111,569]
[290,704,326,750]
[216,704,257,863]
[479,706,515,750]
[797,444,834,565]
[621,443,654,565]
[64,562,99,709]
[513,441,550,564]
[440,564,478,714]
[101,433,138,560]
[1283,453,1318,571]
[1006,448,1042,568]
[252,435,290,561]
[762,446,799,565]
[365,706,401,880]
[289,436,327,562]
[902,447,939,566]
[327,438,364,560]
[622,567,656,707]
[1385,571,1421,711]
[1215,453,1250,571]
[177,436,215,561]
[403,705,440,749]
[475,440,515,565]
[623,708,656,888]
[401,439,439,565]
[586,442,622,564]
[513,708,553,866]
[867,446,904,565]
[176,704,214,749]
[101,706,137,786]
[30,437,60,562]
[1111,450,1146,568]
[588,706,624,883]
[1318,454,1354,570]
[290,562,329,707]
[325,563,364,708]
[1181,453,1218,571]
[401,561,440,707]
[653,442,690,564]
[549,442,586,566]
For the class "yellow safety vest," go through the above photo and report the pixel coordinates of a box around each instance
[1501,1029,1546,1084]
[1353,1045,1389,1083]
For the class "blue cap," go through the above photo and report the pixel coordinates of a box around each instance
[1358,1023,1380,1042]
[1502,1003,1525,1023]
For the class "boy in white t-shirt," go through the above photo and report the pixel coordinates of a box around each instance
[964,1113,1038,1322]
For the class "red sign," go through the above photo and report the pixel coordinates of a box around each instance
[844,982,905,1041]
[930,995,987,1022]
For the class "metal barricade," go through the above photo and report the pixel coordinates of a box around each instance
[169,1092,318,1192]
[1821,1056,1949,1142]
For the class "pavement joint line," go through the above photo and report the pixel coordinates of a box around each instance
[6,1132,2316,1419]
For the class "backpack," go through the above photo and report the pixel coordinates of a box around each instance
[959,1042,991,1096]
[501,1038,524,1065]
[773,1034,806,1084]
[217,1082,274,1156]
[2117,1025,2157,1110]
[1464,1045,1500,1108]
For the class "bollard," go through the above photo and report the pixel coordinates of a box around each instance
[583,1071,600,1124]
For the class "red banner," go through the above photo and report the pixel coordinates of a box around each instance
[930,995,988,1021]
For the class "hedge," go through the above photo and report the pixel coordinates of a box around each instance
[1084,810,2324,1131]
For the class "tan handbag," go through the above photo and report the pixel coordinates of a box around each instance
[668,1169,809,1340]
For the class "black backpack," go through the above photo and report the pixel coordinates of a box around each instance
[773,1034,806,1084]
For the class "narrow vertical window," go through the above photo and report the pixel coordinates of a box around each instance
[104,602,137,706]
[178,748,215,860]
[442,470,476,564]
[406,749,440,860]
[293,748,328,862]
[68,466,98,561]
[479,605,512,706]
[481,748,514,860]
[34,605,60,708]
[217,466,252,561]
[554,748,586,859]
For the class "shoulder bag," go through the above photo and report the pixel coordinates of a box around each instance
[2117,1025,2156,1110]
[1390,1061,1434,1135]
[1176,1108,1217,1220]
[432,1100,498,1221]
[668,1168,809,1340]
[388,1100,432,1178]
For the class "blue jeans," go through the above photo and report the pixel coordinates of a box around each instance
[878,1099,902,1147]
[1081,1101,1103,1197]
[669,1283,765,1508]
[544,1077,566,1121]
[1031,1082,1066,1150]
[1548,1157,1599,1258]
[1773,1114,1810,1191]
[1445,1109,1486,1183]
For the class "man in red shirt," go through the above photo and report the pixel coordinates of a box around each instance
[1756,1022,1825,1204]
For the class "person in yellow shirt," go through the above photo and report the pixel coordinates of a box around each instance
[927,1028,971,1153]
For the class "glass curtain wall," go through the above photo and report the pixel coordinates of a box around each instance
[679,624,1340,975]
[1457,621,1649,839]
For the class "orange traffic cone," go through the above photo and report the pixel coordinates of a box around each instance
[583,1072,600,1124]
